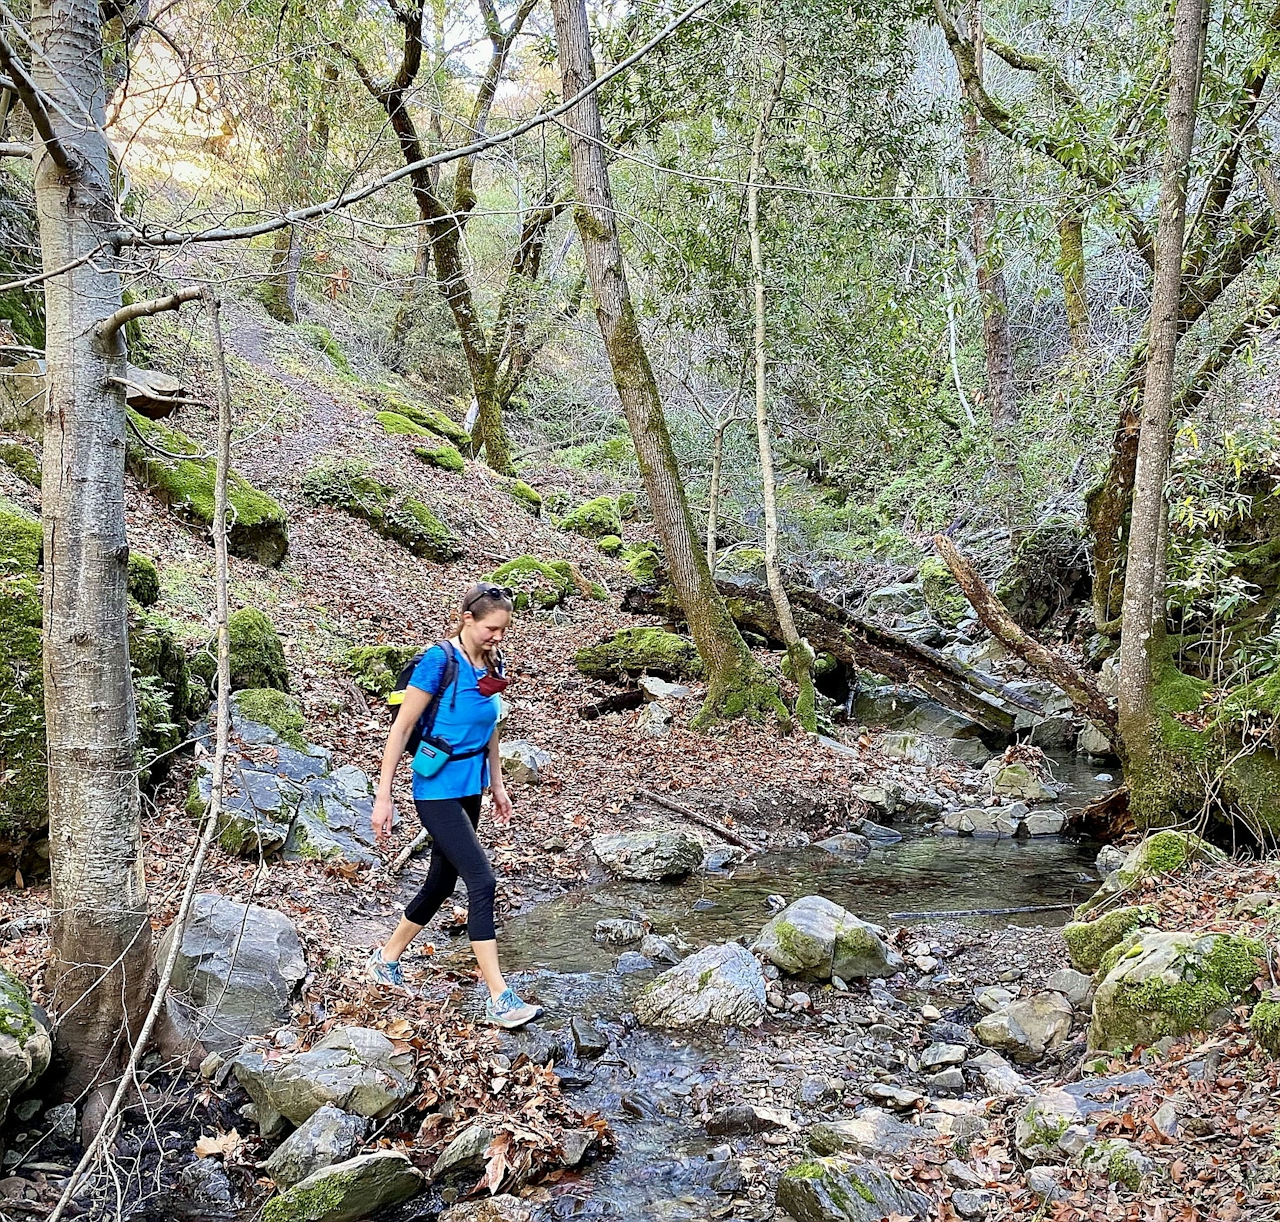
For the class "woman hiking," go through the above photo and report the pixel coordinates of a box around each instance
[368,582,542,1030]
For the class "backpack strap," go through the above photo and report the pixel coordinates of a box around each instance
[419,640,459,741]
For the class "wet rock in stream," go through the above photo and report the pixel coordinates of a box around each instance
[635,942,767,1027]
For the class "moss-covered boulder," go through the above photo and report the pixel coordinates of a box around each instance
[301,459,461,561]
[234,688,307,750]
[413,443,464,473]
[776,1155,931,1222]
[0,442,40,489]
[130,608,190,787]
[1076,831,1226,916]
[715,547,766,583]
[617,491,639,520]
[1250,997,1280,1053]
[1062,905,1158,973]
[126,411,289,566]
[190,606,290,702]
[0,967,52,1125]
[376,410,430,437]
[127,552,160,607]
[374,393,471,446]
[503,478,542,516]
[487,556,572,611]
[597,534,622,555]
[560,495,622,539]
[575,627,701,682]
[345,644,421,698]
[0,507,45,861]
[1089,930,1264,1051]
[261,1150,423,1222]
[752,896,903,982]
[919,556,968,627]
[622,543,663,585]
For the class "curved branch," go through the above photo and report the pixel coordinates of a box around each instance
[0,30,77,172]
[94,286,201,342]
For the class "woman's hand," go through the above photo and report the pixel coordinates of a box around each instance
[371,794,396,843]
[492,783,513,826]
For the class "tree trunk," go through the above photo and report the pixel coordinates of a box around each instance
[31,0,153,1117]
[263,225,301,324]
[1057,205,1089,351]
[706,417,730,572]
[748,59,814,732]
[551,0,782,727]
[1117,0,1207,819]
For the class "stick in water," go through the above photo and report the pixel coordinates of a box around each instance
[888,903,1076,920]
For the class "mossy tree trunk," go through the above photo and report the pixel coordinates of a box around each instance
[552,0,784,728]
[747,55,815,732]
[22,0,154,1119]
[1117,0,1207,821]
[1057,205,1089,351]
[263,226,301,324]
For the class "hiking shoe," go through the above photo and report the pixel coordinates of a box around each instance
[485,987,543,1029]
[368,948,409,992]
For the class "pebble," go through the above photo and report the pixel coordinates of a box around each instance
[925,1067,966,1093]
[920,1004,941,1021]
[787,992,812,1011]
[919,1042,967,1069]
[862,1084,926,1111]
[974,985,1014,1013]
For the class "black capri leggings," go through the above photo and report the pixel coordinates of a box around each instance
[404,794,497,942]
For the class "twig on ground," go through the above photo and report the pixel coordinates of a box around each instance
[635,787,757,850]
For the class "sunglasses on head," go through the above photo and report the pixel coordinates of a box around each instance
[463,584,514,613]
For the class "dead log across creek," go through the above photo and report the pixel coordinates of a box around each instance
[623,579,1045,736]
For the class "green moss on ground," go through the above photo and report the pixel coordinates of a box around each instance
[919,556,968,627]
[621,543,663,585]
[126,411,289,566]
[414,443,464,473]
[575,627,702,682]
[301,458,461,561]
[597,535,622,554]
[560,495,622,539]
[488,556,572,611]
[617,491,638,520]
[0,507,45,851]
[504,479,542,516]
[235,688,307,751]
[346,644,421,698]
[127,553,160,607]
[377,410,430,437]
[1249,997,1280,1053]
[374,392,471,446]
[0,443,40,488]
[1063,906,1158,972]
[295,324,351,375]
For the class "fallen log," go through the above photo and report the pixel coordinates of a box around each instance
[635,787,757,850]
[888,903,1076,920]
[623,579,1042,736]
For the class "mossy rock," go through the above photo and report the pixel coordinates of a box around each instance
[504,479,542,516]
[488,556,572,611]
[919,556,968,627]
[130,608,190,788]
[1062,905,1158,973]
[413,443,464,473]
[575,627,702,682]
[621,543,664,585]
[1250,997,1280,1054]
[233,688,307,751]
[1089,930,1265,1051]
[301,459,461,561]
[559,495,622,539]
[716,547,766,582]
[126,411,289,567]
[127,553,160,607]
[0,506,46,857]
[548,558,607,601]
[0,443,40,489]
[995,512,1090,629]
[375,393,471,446]
[777,1154,930,1221]
[1076,830,1226,916]
[295,324,351,375]
[377,410,430,438]
[346,644,421,698]
[190,606,289,700]
[597,535,622,555]
[617,491,639,520]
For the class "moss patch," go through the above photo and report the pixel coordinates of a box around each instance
[1063,906,1158,972]
[597,534,622,555]
[575,627,702,682]
[413,443,464,473]
[301,459,461,561]
[0,442,40,488]
[1249,997,1280,1053]
[374,392,471,446]
[377,410,430,437]
[126,411,289,566]
[295,323,351,375]
[488,556,572,611]
[560,495,622,539]
[920,556,968,626]
[346,644,421,698]
[622,543,663,585]
[0,966,36,1042]
[234,688,307,751]
[503,479,542,516]
[127,553,160,607]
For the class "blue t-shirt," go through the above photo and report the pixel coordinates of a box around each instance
[408,643,500,800]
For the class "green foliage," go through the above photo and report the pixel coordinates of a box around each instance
[127,553,160,607]
[295,323,351,375]
[301,458,461,561]
[0,443,40,489]
[130,608,189,785]
[414,443,465,473]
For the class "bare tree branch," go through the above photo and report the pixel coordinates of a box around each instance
[0,29,77,171]
[94,286,202,342]
[0,139,29,156]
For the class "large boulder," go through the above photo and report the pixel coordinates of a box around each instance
[486,556,572,611]
[263,1105,368,1190]
[234,1026,415,1129]
[190,607,289,696]
[127,411,288,566]
[753,897,903,982]
[0,968,52,1124]
[974,991,1073,1065]
[985,760,1055,802]
[634,942,767,1028]
[592,829,703,880]
[1077,831,1226,916]
[188,692,381,863]
[160,894,306,1056]
[854,685,984,742]
[261,1150,423,1222]
[1062,905,1158,973]
[575,627,702,683]
[1089,930,1263,1052]
[559,495,622,538]
[776,1155,931,1222]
